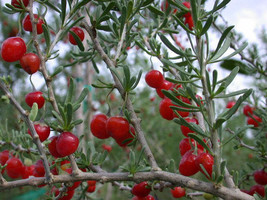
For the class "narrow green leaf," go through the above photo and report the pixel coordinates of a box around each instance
[214,89,248,98]
[71,119,83,126]
[210,36,231,62]
[142,0,154,7]
[66,103,73,127]
[59,16,84,41]
[212,70,218,92]
[69,30,85,51]
[109,68,123,87]
[173,15,194,33]
[206,70,212,95]
[75,88,89,104]
[52,110,64,125]
[170,106,199,113]
[61,0,66,25]
[168,159,176,173]
[212,0,231,13]
[161,59,192,75]
[40,0,61,13]
[120,6,127,37]
[127,1,133,19]
[98,2,115,22]
[199,15,213,36]
[216,42,248,62]
[50,66,63,78]
[220,58,254,75]
[148,5,164,16]
[190,0,198,27]
[174,118,207,137]
[159,33,185,56]
[131,70,142,90]
[220,161,226,175]
[42,24,51,52]
[65,78,74,104]
[188,133,213,156]
[71,0,90,16]
[29,103,38,121]
[91,59,100,74]
[59,105,67,124]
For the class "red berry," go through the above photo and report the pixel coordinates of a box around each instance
[171,187,186,198]
[132,182,151,197]
[179,150,201,176]
[22,14,45,34]
[226,101,235,109]
[102,144,112,152]
[159,98,175,120]
[56,132,79,157]
[28,123,50,142]
[254,170,267,185]
[180,117,198,137]
[25,91,45,109]
[90,114,110,139]
[22,165,35,179]
[6,157,24,179]
[250,185,265,197]
[145,70,164,89]
[179,138,204,156]
[0,150,10,165]
[20,53,40,74]
[115,126,135,147]
[145,195,155,200]
[247,115,262,127]
[243,105,254,116]
[195,152,214,178]
[68,27,85,45]
[1,37,26,62]
[67,181,81,191]
[156,80,173,98]
[48,136,63,158]
[33,159,45,177]
[182,2,191,18]
[87,180,97,186]
[106,116,135,146]
[55,188,75,200]
[184,15,194,30]
[87,185,96,193]
[11,0,29,8]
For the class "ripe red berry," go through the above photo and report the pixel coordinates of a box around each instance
[132,182,151,197]
[20,53,40,74]
[195,152,214,178]
[22,14,45,34]
[115,126,135,147]
[55,188,75,200]
[56,132,79,157]
[1,37,26,62]
[171,187,186,198]
[184,15,194,30]
[25,91,45,109]
[247,115,262,127]
[132,195,155,200]
[180,117,198,137]
[22,165,35,179]
[182,2,191,18]
[250,185,265,197]
[243,105,254,116]
[90,114,110,139]
[102,144,112,152]
[145,70,164,89]
[33,159,45,177]
[254,170,267,185]
[0,150,10,166]
[27,123,50,142]
[68,27,85,45]
[6,157,24,179]
[179,150,201,176]
[226,101,235,109]
[179,138,204,156]
[87,185,96,193]
[106,116,135,146]
[48,136,63,158]
[11,0,29,8]
[159,98,175,120]
[156,80,173,98]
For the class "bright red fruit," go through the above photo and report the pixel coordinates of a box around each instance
[11,0,29,8]
[1,37,26,62]
[102,144,112,152]
[179,150,201,176]
[179,138,204,156]
[132,195,155,200]
[6,157,24,178]
[226,101,235,109]
[195,152,214,178]
[115,126,135,147]
[250,185,265,197]
[182,2,191,18]
[22,14,45,34]
[254,170,267,185]
[27,123,50,142]
[247,115,262,127]
[68,27,85,45]
[159,98,175,120]
[156,80,173,98]
[87,185,96,193]
[20,53,40,74]
[56,132,79,157]
[0,150,10,165]
[243,105,254,116]
[145,70,164,89]
[145,195,155,200]
[132,182,151,197]
[171,187,186,198]
[184,15,194,30]
[180,117,198,137]
[25,91,45,109]
[67,180,81,191]
[55,188,75,200]
[87,180,97,186]
[48,136,63,158]
[22,165,35,179]
[90,114,110,139]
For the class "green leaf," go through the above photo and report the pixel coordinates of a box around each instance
[212,0,231,13]
[61,0,67,25]
[221,126,253,146]
[170,106,199,113]
[208,26,234,62]
[168,159,176,173]
[58,105,67,124]
[200,15,213,36]
[217,42,248,62]
[59,16,84,41]
[190,0,198,28]
[65,78,75,104]
[71,119,83,126]
[75,88,89,104]
[127,1,133,19]
[141,0,154,7]
[214,89,248,99]
[210,36,231,62]
[50,66,63,78]
[212,70,218,92]
[173,15,194,33]
[161,59,192,75]
[52,110,64,125]
[148,5,164,16]
[71,0,90,16]
[69,30,85,51]
[159,33,185,56]
[120,6,127,37]
[29,103,38,121]
[66,103,73,128]
[97,2,115,25]
[188,133,213,156]
[40,0,61,13]
[42,24,51,52]
[131,70,142,90]
[174,118,207,137]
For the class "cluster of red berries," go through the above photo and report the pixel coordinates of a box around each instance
[131,182,154,200]
[241,169,266,197]
[160,1,194,30]
[90,114,135,147]
[243,105,262,128]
